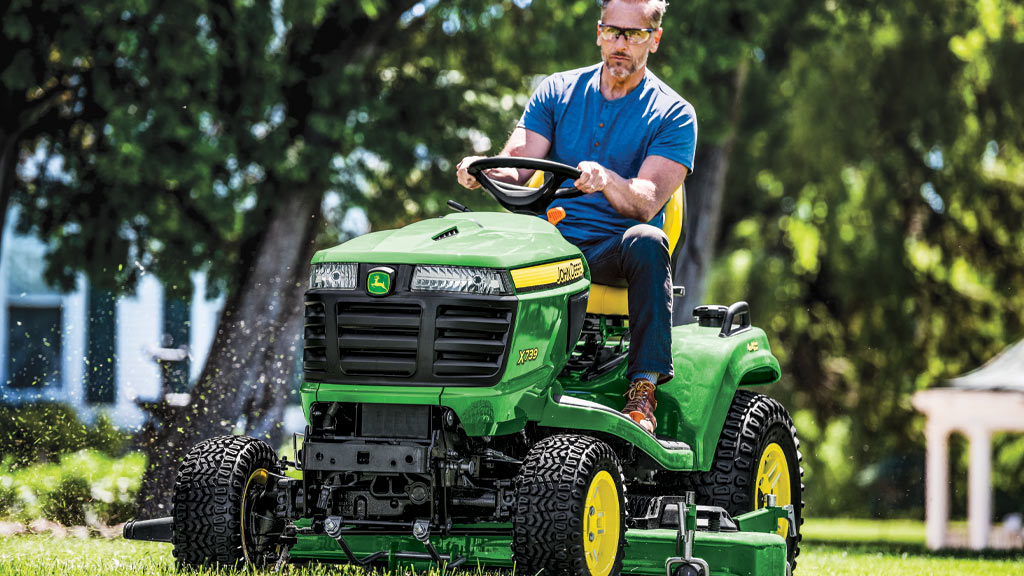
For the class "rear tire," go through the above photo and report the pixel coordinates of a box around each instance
[171,435,281,568]
[686,390,804,571]
[512,435,626,576]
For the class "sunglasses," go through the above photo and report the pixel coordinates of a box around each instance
[598,22,657,44]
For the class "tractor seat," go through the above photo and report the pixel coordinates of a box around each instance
[585,185,684,316]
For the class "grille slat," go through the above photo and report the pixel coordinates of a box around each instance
[433,360,503,375]
[434,316,509,333]
[339,312,421,330]
[433,305,511,377]
[340,356,417,377]
[337,302,422,377]
[303,302,328,373]
[434,337,507,355]
[339,334,418,352]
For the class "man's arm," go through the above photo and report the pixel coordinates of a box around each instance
[497,127,553,184]
[455,128,552,189]
[574,155,689,222]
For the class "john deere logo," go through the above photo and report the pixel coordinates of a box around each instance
[367,267,394,296]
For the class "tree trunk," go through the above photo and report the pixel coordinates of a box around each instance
[672,62,749,324]
[132,0,420,520]
[243,201,320,449]
[244,286,307,449]
[135,190,321,517]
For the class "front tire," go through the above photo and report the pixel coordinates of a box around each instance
[512,435,627,576]
[171,435,282,568]
[687,390,804,571]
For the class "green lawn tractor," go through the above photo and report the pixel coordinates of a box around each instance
[124,158,804,576]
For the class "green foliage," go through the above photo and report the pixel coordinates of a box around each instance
[0,450,145,525]
[948,433,1024,520]
[41,476,91,527]
[994,434,1024,517]
[711,0,1024,517]
[6,0,1024,521]
[0,404,128,468]
[0,476,15,517]
[9,0,808,285]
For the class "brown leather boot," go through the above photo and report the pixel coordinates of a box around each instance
[623,379,658,434]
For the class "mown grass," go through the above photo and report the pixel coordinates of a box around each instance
[1,519,1022,575]
[803,517,932,545]
[801,518,1023,576]
[799,545,1024,576]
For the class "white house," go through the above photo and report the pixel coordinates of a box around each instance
[1,206,223,430]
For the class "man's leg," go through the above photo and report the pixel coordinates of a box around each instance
[619,225,674,382]
[581,225,673,433]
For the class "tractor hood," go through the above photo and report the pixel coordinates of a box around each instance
[312,212,581,269]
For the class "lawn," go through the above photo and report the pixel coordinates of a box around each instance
[0,519,1022,575]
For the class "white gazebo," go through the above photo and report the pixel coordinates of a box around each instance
[913,339,1024,550]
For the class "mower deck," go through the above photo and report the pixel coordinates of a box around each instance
[288,525,788,575]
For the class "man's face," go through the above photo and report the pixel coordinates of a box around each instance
[597,1,662,79]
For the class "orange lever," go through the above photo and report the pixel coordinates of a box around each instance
[546,207,566,225]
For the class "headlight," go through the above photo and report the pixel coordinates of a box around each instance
[411,265,510,295]
[310,262,357,289]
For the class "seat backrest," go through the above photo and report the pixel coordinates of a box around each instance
[662,185,685,259]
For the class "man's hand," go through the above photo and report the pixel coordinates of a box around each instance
[574,161,612,193]
[573,157,687,221]
[457,156,521,190]
[456,156,487,190]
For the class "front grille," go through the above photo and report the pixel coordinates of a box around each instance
[434,305,513,377]
[303,302,328,372]
[303,270,517,387]
[337,302,421,377]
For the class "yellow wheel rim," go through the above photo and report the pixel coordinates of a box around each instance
[755,443,792,538]
[241,468,270,564]
[583,470,620,576]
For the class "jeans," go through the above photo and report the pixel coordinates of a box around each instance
[575,224,674,383]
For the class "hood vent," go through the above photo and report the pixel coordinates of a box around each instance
[432,227,458,241]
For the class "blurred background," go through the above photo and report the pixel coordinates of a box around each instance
[1,0,1022,550]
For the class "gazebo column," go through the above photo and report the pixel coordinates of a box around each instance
[968,427,992,550]
[924,422,950,550]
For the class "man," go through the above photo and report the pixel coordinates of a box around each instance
[456,0,696,435]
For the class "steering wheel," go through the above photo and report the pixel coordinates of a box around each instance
[467,157,584,215]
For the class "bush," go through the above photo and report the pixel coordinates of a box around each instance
[0,403,130,468]
[85,413,128,456]
[42,476,92,526]
[0,476,16,517]
[94,496,137,525]
[1,450,145,526]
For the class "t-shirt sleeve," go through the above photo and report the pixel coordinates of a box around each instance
[517,74,561,141]
[647,101,698,172]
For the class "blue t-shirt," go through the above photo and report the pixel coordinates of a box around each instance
[518,63,697,244]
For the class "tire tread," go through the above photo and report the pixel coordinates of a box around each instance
[170,435,278,568]
[684,390,805,571]
[512,434,626,576]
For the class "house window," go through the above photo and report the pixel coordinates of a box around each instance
[6,305,63,389]
[162,292,191,394]
[86,288,116,404]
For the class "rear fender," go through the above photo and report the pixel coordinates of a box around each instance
[658,324,780,470]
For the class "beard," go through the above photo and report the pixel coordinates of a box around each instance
[605,51,645,78]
